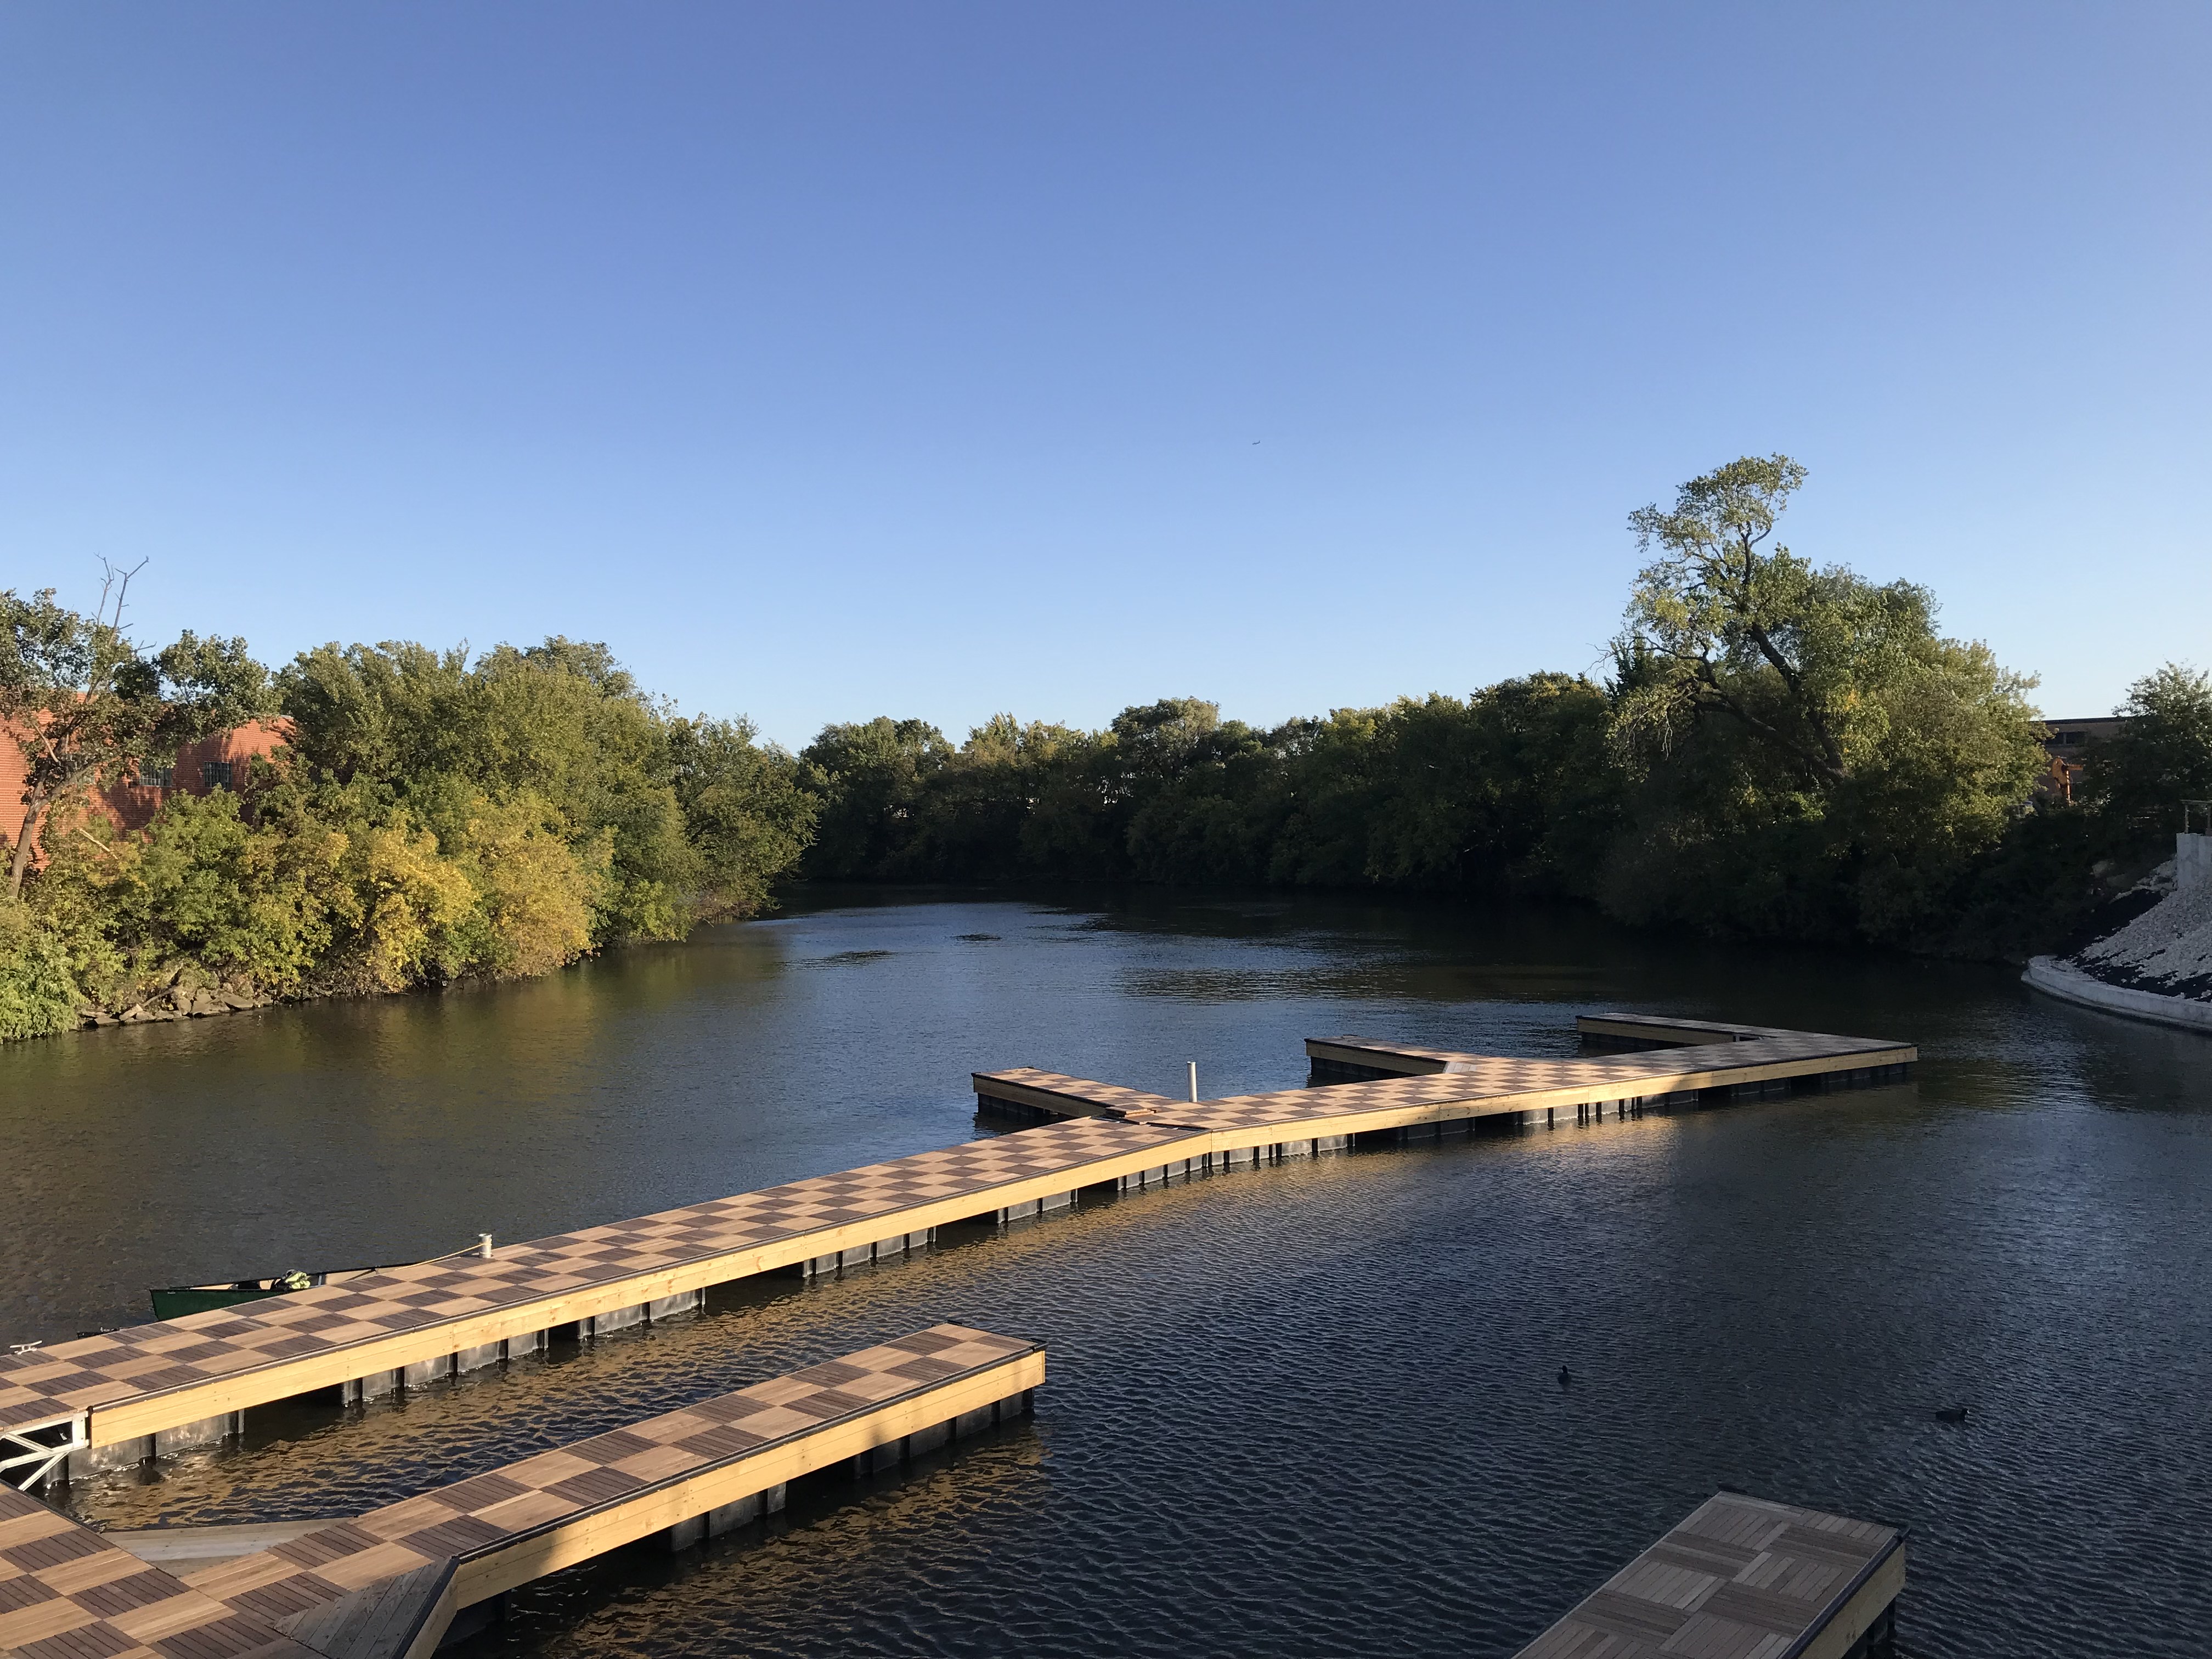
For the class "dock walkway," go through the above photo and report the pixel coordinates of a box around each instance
[0,1123,1166,1476]
[0,1326,1039,1659]
[2,1013,1910,1484]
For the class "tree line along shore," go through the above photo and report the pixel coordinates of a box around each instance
[5,455,2208,1042]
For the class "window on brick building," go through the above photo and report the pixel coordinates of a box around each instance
[201,760,234,789]
[136,765,174,788]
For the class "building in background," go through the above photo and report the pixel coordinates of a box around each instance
[0,720,290,865]
[2037,716,2126,805]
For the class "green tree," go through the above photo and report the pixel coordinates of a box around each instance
[1605,456,2045,943]
[87,788,346,995]
[1362,676,1620,891]
[799,718,952,878]
[431,787,610,978]
[2086,663,2212,840]
[893,715,1088,881]
[0,899,84,1040]
[1109,699,1276,883]
[667,715,819,916]
[1266,707,1386,886]
[279,636,810,945]
[1616,455,1934,784]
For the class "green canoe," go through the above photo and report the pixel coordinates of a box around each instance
[149,1264,406,1321]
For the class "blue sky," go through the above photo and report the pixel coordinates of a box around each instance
[3,3,2205,748]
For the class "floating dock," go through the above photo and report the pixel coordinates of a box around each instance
[990,1014,1910,1131]
[2,1012,1911,1488]
[1514,1491,1904,1658]
[0,1325,1039,1659]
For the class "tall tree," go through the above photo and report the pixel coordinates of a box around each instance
[1,574,270,899]
[2087,663,2212,839]
[1616,455,1940,785]
[1605,456,2044,943]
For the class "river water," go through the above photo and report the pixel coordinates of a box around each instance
[3,889,2208,1657]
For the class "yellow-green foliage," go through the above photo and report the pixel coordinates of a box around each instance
[0,899,82,1040]
[339,808,477,991]
[3,633,816,1034]
[433,789,610,980]
[63,790,346,996]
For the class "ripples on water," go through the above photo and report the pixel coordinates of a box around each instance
[4,889,2210,1656]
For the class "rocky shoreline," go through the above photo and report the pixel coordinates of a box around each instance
[80,974,279,1028]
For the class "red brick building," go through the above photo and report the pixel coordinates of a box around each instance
[0,720,291,866]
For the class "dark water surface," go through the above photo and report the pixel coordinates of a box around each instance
[3,890,2209,1657]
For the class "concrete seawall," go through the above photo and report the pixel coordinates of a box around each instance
[2023,955,2212,1034]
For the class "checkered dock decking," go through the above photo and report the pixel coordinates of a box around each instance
[983,1029,1913,1140]
[0,1327,1035,1659]
[181,1324,1036,1635]
[0,1481,317,1659]
[1513,1492,1904,1658]
[1190,1030,1913,1135]
[1312,1024,1899,1074]
[0,1121,1177,1447]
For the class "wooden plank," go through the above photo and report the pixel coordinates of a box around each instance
[1302,1037,1462,1075]
[1575,1012,1805,1045]
[105,1520,338,1571]
[455,1349,1042,1608]
[972,1069,1182,1118]
[0,1481,323,1659]
[1177,1036,1916,1145]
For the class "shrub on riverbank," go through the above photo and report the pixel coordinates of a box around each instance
[0,619,814,1030]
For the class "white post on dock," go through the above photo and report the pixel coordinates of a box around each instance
[478,1233,494,1259]
[1188,1061,1198,1103]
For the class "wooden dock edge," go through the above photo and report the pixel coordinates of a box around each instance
[78,1160,1139,1449]
[2,1338,1043,1659]
[278,1555,458,1659]
[453,1346,1043,1613]
[1512,1493,1905,1659]
[1226,1048,1920,1150]
[104,1517,338,1569]
[1798,1533,1906,1659]
[177,1342,1043,1658]
[72,1046,1910,1450]
[972,1072,1178,1120]
[1300,1039,1451,1077]
[1575,1014,1773,1046]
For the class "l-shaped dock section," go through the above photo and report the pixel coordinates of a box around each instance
[0,1325,1040,1659]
